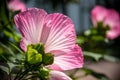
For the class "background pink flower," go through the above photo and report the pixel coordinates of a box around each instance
[91,6,108,26]
[91,5,120,40]
[14,8,84,71]
[8,0,26,12]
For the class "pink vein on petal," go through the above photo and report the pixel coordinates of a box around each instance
[42,13,76,56]
[49,45,84,71]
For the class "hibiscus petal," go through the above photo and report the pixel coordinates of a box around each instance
[50,71,72,80]
[104,9,120,27]
[107,31,119,40]
[49,45,84,71]
[14,8,47,51]
[91,5,108,26]
[106,23,120,40]
[42,13,76,56]
[103,9,120,39]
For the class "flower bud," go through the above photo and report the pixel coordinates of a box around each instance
[26,45,42,64]
[42,53,54,65]
[39,67,50,79]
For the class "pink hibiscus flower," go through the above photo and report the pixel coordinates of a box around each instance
[91,5,120,39]
[14,8,84,79]
[8,0,26,12]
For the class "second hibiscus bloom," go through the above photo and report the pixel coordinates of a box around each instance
[91,5,120,40]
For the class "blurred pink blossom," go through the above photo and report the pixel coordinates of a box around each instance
[91,6,108,26]
[8,0,26,12]
[91,5,120,39]
[14,8,84,71]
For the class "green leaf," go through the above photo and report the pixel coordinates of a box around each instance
[7,62,16,72]
[77,36,86,45]
[4,30,13,38]
[0,0,9,25]
[83,51,103,61]
[82,68,109,80]
[9,42,24,54]
[0,42,14,56]
[0,65,10,75]
[83,51,120,62]
[91,28,98,35]
[91,36,104,41]
[103,55,120,62]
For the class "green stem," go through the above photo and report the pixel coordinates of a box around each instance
[14,69,22,80]
[18,68,30,80]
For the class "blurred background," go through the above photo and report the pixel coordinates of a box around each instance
[0,0,120,80]
[24,0,120,33]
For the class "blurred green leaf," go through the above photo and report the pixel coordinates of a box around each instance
[83,51,120,62]
[0,42,14,56]
[83,51,103,61]
[91,36,104,41]
[4,30,13,38]
[0,0,9,24]
[103,55,120,62]
[0,65,10,75]
[91,28,98,35]
[77,36,86,44]
[9,42,24,54]
[82,68,109,80]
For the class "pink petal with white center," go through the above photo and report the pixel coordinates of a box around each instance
[91,5,108,26]
[41,13,76,56]
[50,71,72,80]
[14,8,47,51]
[48,45,84,71]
